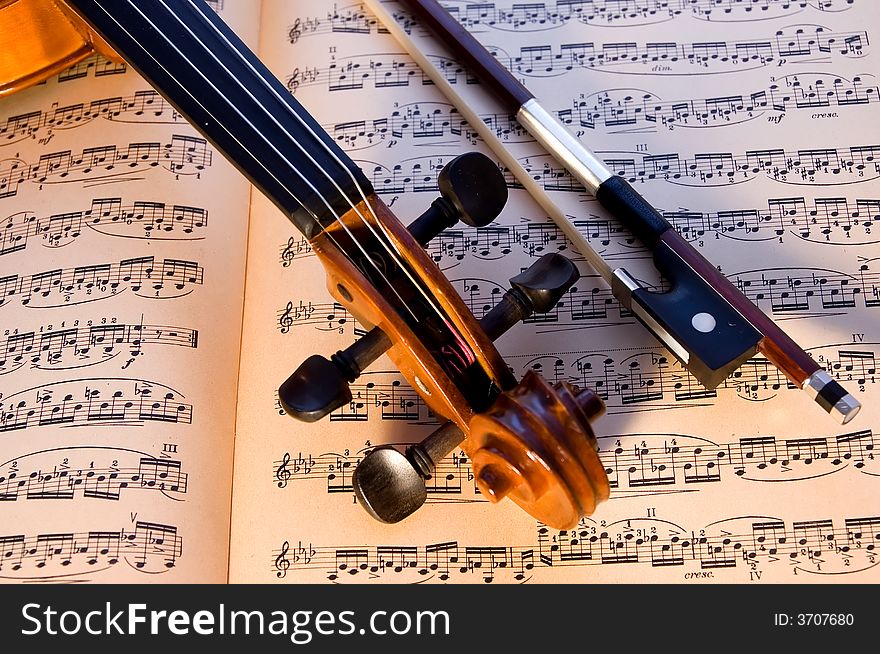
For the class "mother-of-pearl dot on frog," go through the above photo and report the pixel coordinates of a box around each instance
[691,312,716,333]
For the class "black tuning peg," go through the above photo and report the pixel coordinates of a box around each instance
[279,252,577,423]
[406,151,507,245]
[352,253,581,524]
[480,251,579,341]
[278,328,390,422]
[352,422,463,524]
[279,151,508,423]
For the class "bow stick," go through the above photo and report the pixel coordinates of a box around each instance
[364,0,862,424]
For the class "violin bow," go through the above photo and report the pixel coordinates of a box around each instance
[364,0,862,424]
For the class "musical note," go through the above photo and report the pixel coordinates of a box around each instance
[285,27,867,95]
[285,6,389,43]
[264,343,875,420]
[286,1,857,41]
[0,135,212,199]
[271,426,878,502]
[323,27,866,93]
[0,318,197,374]
[269,512,880,582]
[0,198,207,257]
[0,378,192,432]
[501,27,868,77]
[0,520,181,578]
[328,75,878,148]
[277,197,880,270]
[443,0,857,29]
[0,256,204,309]
[0,448,187,502]
[0,90,192,144]
[55,54,127,84]
[360,145,880,197]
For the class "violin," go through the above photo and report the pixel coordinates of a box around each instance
[0,0,609,529]
[0,0,121,97]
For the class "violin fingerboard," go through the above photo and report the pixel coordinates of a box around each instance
[66,0,373,239]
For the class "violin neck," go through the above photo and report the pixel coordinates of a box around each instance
[65,0,373,240]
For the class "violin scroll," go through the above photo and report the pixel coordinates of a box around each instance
[467,373,608,529]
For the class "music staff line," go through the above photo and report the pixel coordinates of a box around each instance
[436,0,859,29]
[284,28,868,93]
[0,198,208,258]
[562,74,877,131]
[498,27,868,77]
[0,457,186,503]
[0,379,192,432]
[0,319,198,375]
[0,521,181,576]
[0,134,213,200]
[452,263,878,324]
[277,260,880,338]
[0,89,186,145]
[0,256,204,309]
[517,343,876,408]
[364,145,880,197]
[270,513,880,582]
[272,427,876,504]
[52,54,127,85]
[280,196,880,273]
[328,75,878,150]
[270,344,876,420]
[287,1,857,42]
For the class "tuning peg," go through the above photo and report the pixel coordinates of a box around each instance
[354,381,605,525]
[406,151,507,245]
[352,253,582,523]
[279,152,508,422]
[279,252,578,423]
[278,328,390,422]
[480,250,579,340]
[351,422,462,524]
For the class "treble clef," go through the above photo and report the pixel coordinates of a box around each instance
[279,301,294,334]
[274,540,291,579]
[275,452,292,489]
[286,67,300,94]
[281,236,296,267]
[288,18,302,44]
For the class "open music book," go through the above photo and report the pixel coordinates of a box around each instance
[1,0,877,583]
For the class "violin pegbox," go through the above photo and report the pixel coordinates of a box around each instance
[277,151,507,423]
[278,152,610,529]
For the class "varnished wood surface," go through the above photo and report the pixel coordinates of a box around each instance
[313,194,513,432]
[0,0,119,96]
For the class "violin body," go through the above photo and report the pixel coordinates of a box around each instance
[0,0,610,529]
[0,0,119,96]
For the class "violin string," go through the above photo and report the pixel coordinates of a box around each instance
[100,0,416,322]
[170,0,456,331]
[182,0,463,341]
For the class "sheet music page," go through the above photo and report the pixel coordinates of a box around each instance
[0,1,259,582]
[230,0,880,582]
